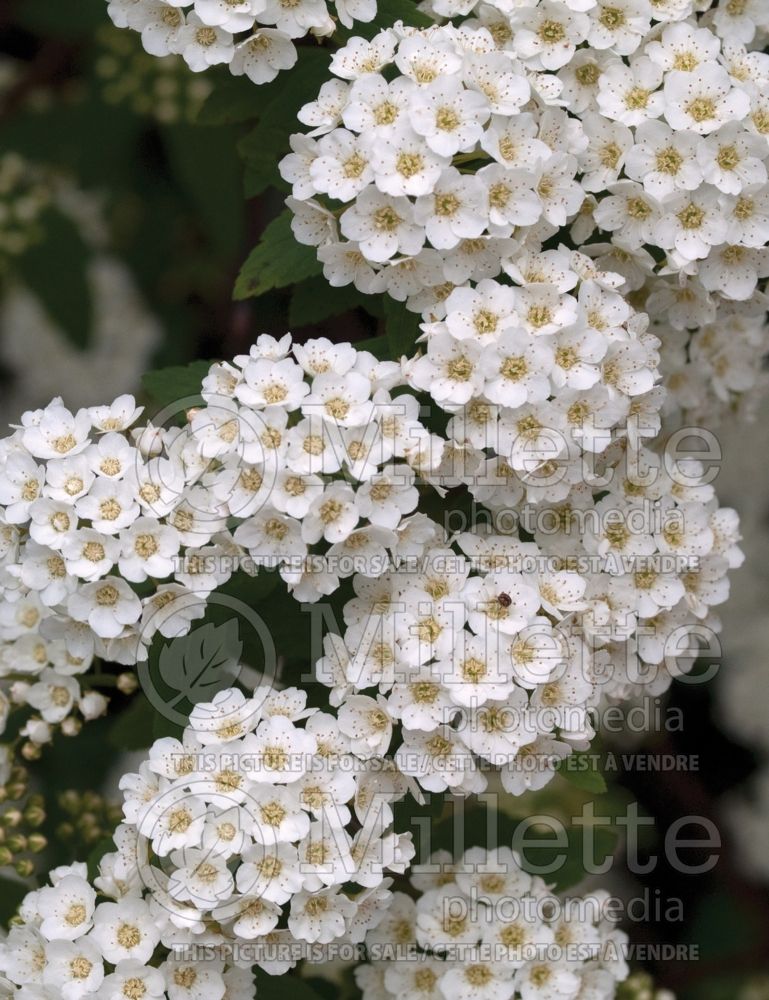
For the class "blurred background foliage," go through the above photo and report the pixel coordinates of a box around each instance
[1,3,768,999]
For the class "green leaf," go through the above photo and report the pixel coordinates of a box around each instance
[288,276,370,328]
[142,360,213,410]
[238,48,331,197]
[234,211,321,300]
[196,73,262,126]
[355,334,390,359]
[383,297,422,359]
[107,694,156,751]
[557,751,608,794]
[15,208,93,350]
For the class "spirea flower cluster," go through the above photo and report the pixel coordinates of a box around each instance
[286,10,769,297]
[316,483,743,798]
[113,685,412,953]
[355,846,630,1000]
[0,328,743,802]
[283,6,769,421]
[0,683,413,998]
[105,0,376,86]
[0,858,257,1000]
[0,334,434,738]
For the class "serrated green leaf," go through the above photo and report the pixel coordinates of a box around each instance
[234,211,321,300]
[15,208,93,350]
[383,297,422,358]
[238,48,331,197]
[557,752,608,794]
[142,360,213,409]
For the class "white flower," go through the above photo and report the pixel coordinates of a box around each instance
[98,961,166,1000]
[587,0,651,56]
[288,887,355,943]
[698,124,768,194]
[512,2,590,71]
[596,57,664,126]
[309,130,373,202]
[663,63,750,135]
[36,874,96,941]
[167,847,235,907]
[302,482,360,544]
[656,188,729,261]
[230,30,297,84]
[407,334,484,407]
[245,714,317,783]
[412,169,488,249]
[236,841,304,903]
[194,0,257,32]
[624,120,703,198]
[25,671,80,724]
[134,1,186,57]
[42,938,104,1000]
[408,79,490,157]
[89,897,160,964]
[75,479,140,534]
[67,578,142,639]
[161,958,226,1000]
[340,188,424,262]
[118,517,180,582]
[644,22,720,73]
[338,694,392,757]
[514,960,581,1000]
[370,131,448,198]
[593,181,662,248]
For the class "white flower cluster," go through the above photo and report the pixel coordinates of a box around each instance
[355,846,630,1000]
[0,326,744,798]
[649,278,769,427]
[307,259,742,796]
[114,685,412,961]
[0,683,413,997]
[283,7,769,419]
[0,333,435,740]
[0,857,255,999]
[285,9,769,297]
[317,484,743,798]
[104,0,375,86]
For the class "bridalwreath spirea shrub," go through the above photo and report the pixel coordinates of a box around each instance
[0,330,742,796]
[5,0,769,994]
